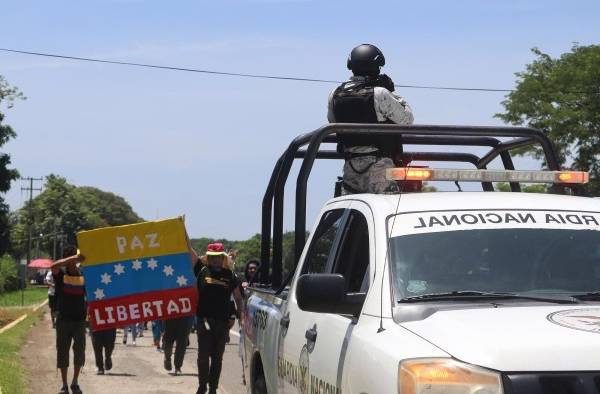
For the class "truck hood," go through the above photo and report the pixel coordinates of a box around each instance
[399,305,600,371]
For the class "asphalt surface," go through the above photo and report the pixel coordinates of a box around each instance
[21,311,247,394]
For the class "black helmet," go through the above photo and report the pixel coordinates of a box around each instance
[347,44,385,76]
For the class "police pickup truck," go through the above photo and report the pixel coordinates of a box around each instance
[242,124,600,394]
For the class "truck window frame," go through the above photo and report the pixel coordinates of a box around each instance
[330,209,371,294]
[301,208,348,275]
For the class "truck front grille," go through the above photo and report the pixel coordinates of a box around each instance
[503,372,600,394]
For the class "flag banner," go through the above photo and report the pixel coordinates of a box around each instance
[77,217,197,331]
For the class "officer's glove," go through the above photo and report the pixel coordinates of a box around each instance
[377,74,396,92]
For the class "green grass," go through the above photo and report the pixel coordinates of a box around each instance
[0,309,43,394]
[0,287,47,307]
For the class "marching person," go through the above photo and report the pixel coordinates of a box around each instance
[191,242,245,394]
[45,269,57,328]
[152,319,165,352]
[162,315,193,375]
[122,323,138,346]
[328,43,414,195]
[242,259,259,290]
[51,246,86,394]
[90,328,116,375]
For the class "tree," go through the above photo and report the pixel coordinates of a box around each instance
[0,76,24,255]
[76,186,143,227]
[496,44,600,195]
[494,183,548,193]
[234,234,261,271]
[10,175,143,258]
[0,254,19,293]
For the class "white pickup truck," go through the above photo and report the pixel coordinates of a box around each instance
[243,124,600,394]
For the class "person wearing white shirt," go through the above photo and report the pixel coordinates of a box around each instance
[45,270,57,328]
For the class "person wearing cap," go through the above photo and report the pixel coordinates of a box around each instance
[194,242,245,394]
[51,246,86,394]
[328,43,414,195]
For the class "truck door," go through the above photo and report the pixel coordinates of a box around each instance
[279,204,373,394]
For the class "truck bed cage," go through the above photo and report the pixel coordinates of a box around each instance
[259,123,562,288]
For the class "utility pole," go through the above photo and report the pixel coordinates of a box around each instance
[52,218,63,260]
[21,177,42,306]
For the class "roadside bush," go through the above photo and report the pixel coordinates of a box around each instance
[0,255,19,293]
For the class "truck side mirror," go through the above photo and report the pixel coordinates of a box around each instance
[296,274,365,316]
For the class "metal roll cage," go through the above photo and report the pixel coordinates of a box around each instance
[259,123,564,288]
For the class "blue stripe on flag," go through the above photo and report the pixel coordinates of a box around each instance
[82,252,195,301]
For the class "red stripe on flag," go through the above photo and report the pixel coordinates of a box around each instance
[88,287,198,331]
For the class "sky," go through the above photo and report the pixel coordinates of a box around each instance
[1,0,599,240]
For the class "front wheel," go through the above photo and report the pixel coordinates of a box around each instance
[253,374,267,394]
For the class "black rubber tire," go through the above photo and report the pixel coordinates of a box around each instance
[253,374,267,394]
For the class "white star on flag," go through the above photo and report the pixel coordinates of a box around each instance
[94,288,105,300]
[163,265,174,277]
[114,263,125,275]
[176,275,188,287]
[100,273,112,285]
[132,259,143,271]
[147,258,158,270]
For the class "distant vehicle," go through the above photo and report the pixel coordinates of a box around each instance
[243,124,599,394]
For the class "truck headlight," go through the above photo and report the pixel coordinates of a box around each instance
[399,358,503,394]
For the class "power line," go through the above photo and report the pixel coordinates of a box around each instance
[0,47,515,93]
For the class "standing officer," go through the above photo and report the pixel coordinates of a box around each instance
[328,43,414,194]
[194,243,245,394]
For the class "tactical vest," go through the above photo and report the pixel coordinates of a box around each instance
[331,80,399,158]
[331,81,378,124]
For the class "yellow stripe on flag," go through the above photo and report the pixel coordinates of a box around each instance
[64,275,85,286]
[77,217,188,266]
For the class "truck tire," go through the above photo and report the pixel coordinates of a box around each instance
[253,373,267,394]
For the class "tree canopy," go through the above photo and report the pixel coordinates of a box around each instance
[0,75,24,255]
[496,44,600,195]
[10,175,143,258]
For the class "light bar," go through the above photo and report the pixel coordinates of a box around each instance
[386,168,589,184]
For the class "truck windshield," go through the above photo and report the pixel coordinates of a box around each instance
[390,229,600,300]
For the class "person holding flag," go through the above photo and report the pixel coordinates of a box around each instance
[51,246,86,394]
[194,242,245,394]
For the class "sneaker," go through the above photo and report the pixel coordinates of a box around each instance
[105,357,112,371]
[58,386,69,394]
[96,367,104,375]
[70,383,83,394]
[155,347,162,353]
[174,368,182,375]
[164,357,172,371]
[132,340,136,346]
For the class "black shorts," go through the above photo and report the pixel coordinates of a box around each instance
[48,294,57,312]
[56,319,86,368]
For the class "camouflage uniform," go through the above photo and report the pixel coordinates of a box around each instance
[341,155,399,195]
[328,76,414,195]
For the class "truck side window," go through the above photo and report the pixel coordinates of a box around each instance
[332,210,370,293]
[303,209,345,275]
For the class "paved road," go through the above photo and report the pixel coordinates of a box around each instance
[21,311,247,394]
